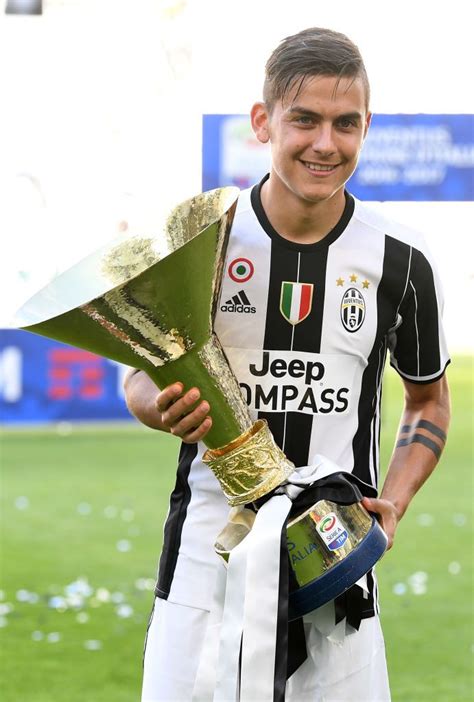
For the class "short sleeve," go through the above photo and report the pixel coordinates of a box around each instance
[388,246,450,383]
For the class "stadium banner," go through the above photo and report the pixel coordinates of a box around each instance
[0,329,132,424]
[202,113,474,201]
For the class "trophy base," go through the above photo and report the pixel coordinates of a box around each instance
[288,516,387,620]
[203,419,295,506]
[214,499,388,619]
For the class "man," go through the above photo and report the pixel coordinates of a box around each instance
[125,27,451,701]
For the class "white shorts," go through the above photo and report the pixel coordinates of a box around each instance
[142,597,391,702]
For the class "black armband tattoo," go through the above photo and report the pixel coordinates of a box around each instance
[396,433,442,459]
[397,420,446,459]
[400,420,446,443]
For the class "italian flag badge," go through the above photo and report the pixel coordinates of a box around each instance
[280,282,314,325]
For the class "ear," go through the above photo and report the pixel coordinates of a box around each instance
[363,111,372,140]
[250,102,271,144]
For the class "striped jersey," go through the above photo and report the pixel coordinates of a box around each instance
[155,175,450,616]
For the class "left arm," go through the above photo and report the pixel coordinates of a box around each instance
[362,373,451,549]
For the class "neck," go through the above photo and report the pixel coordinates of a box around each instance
[260,176,347,244]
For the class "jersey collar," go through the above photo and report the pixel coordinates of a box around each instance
[250,173,355,251]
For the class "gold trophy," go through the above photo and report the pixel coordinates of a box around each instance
[13,187,294,505]
[13,187,386,618]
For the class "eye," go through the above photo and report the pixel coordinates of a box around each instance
[294,115,314,126]
[337,117,357,129]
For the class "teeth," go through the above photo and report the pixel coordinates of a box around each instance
[304,162,335,171]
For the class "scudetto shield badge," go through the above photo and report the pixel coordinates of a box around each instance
[341,287,365,332]
[280,282,314,325]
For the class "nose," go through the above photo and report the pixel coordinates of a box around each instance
[311,123,336,155]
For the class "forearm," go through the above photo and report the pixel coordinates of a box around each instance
[124,369,169,432]
[380,375,451,519]
[363,374,450,549]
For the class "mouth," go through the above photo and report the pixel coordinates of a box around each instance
[301,160,339,174]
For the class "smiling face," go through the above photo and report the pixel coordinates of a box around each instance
[251,74,371,210]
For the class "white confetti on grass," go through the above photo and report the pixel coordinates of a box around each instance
[16,589,39,604]
[452,513,467,527]
[104,505,118,519]
[66,593,85,609]
[407,571,428,595]
[14,496,30,510]
[84,640,102,651]
[16,589,31,602]
[408,571,428,585]
[392,582,408,596]
[121,508,135,522]
[56,421,73,436]
[95,588,111,603]
[116,539,132,553]
[116,604,133,619]
[416,513,434,527]
[135,578,155,592]
[448,561,461,575]
[111,591,125,604]
[65,578,93,598]
[46,632,61,643]
[77,502,92,516]
[48,596,68,611]
[392,571,429,597]
[13,574,151,632]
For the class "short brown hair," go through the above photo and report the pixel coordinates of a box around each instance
[263,27,370,111]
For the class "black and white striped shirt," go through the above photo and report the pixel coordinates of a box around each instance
[156,175,450,616]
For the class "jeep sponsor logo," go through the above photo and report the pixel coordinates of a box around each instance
[220,290,256,314]
[341,288,365,332]
[249,351,324,385]
[239,350,349,414]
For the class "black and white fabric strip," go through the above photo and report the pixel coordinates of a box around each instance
[193,460,377,701]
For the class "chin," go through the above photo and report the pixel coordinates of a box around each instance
[298,186,340,204]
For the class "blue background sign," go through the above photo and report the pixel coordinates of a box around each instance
[0,330,131,424]
[203,113,474,201]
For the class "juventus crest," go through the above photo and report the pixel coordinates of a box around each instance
[340,287,366,332]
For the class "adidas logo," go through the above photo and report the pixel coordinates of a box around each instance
[220,290,256,314]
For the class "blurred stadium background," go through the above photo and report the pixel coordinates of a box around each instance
[0,1,472,700]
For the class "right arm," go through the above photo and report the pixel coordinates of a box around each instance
[124,369,212,443]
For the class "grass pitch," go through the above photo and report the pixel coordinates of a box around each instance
[0,357,472,701]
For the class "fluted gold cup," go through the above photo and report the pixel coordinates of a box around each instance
[13,187,294,505]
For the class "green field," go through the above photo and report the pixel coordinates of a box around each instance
[1,357,472,701]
